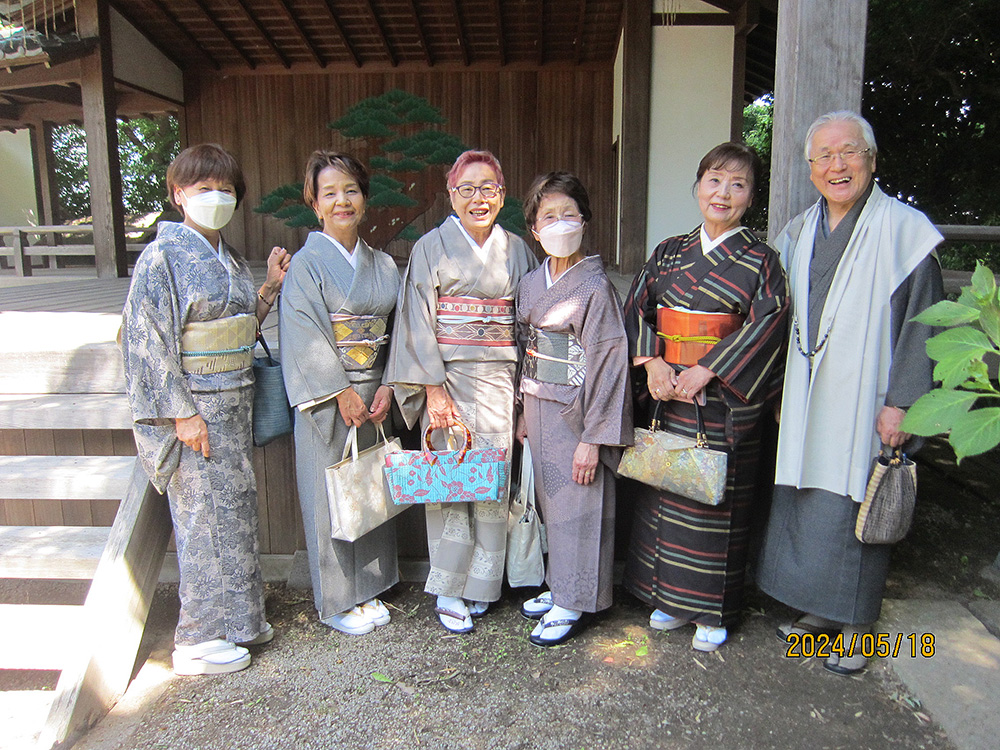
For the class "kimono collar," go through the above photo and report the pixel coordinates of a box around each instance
[450,215,500,263]
[170,222,231,273]
[320,232,361,269]
[699,224,746,255]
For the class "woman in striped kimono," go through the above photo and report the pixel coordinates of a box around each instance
[622,142,789,652]
[386,150,538,634]
[279,151,399,636]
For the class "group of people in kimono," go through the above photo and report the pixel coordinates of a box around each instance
[121,108,942,678]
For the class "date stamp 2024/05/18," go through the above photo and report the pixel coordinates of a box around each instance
[784,632,936,659]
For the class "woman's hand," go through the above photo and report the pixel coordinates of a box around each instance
[336,387,369,428]
[515,412,527,444]
[264,246,290,290]
[175,414,210,458]
[644,358,678,400]
[368,385,393,425]
[426,384,458,430]
[673,365,715,403]
[572,442,599,485]
[876,406,910,448]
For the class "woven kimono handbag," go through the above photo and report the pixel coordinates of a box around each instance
[855,446,917,544]
[252,332,294,446]
[617,401,728,506]
[383,419,507,504]
[325,423,405,542]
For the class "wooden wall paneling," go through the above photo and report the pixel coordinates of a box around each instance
[91,499,120,527]
[252,442,271,554]
[261,435,299,554]
[23,430,63,527]
[110,430,137,456]
[5,499,35,525]
[82,429,116,456]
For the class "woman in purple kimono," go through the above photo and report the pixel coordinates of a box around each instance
[514,172,632,646]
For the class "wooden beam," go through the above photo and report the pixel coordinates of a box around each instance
[491,0,506,66]
[232,0,291,69]
[619,0,652,275]
[536,0,544,66]
[14,84,82,106]
[451,0,470,66]
[0,59,81,90]
[767,0,868,239]
[652,13,734,27]
[274,0,327,67]
[317,0,362,68]
[404,0,432,66]
[189,0,257,69]
[78,0,127,279]
[574,0,587,65]
[145,0,220,70]
[731,3,752,139]
[359,0,396,67]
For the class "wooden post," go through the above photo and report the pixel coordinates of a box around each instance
[731,2,759,141]
[29,121,61,269]
[618,0,652,275]
[12,230,31,277]
[77,0,128,278]
[767,0,869,240]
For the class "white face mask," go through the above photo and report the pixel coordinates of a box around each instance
[181,190,237,231]
[535,220,585,258]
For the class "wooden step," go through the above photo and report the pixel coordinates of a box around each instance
[0,604,85,670]
[0,394,132,431]
[0,456,134,501]
[0,690,56,750]
[0,526,111,579]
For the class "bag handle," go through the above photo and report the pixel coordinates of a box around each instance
[649,399,710,449]
[422,418,473,465]
[257,330,277,365]
[340,422,389,463]
[879,443,905,467]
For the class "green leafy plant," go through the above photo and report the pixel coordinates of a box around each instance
[901,261,1000,460]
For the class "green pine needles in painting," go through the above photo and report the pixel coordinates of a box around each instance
[902,263,1000,461]
[255,89,525,249]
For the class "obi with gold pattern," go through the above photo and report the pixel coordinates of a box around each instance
[435,296,515,347]
[180,313,257,374]
[656,307,743,366]
[524,327,586,386]
[330,313,390,370]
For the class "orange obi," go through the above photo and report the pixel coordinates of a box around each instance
[656,307,744,366]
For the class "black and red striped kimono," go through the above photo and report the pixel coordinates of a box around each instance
[622,226,789,627]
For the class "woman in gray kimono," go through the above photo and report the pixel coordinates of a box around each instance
[514,172,632,646]
[279,151,399,635]
[387,150,538,634]
[121,144,289,675]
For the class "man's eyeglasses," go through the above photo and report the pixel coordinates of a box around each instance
[807,148,871,167]
[450,182,502,199]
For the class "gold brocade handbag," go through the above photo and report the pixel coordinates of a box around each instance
[617,401,728,506]
[855,446,917,544]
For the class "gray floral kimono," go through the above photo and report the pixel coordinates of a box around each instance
[121,221,266,647]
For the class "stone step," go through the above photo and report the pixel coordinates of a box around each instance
[0,604,84,670]
[0,456,134,501]
[0,526,110,579]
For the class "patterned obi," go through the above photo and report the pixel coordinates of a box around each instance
[330,313,390,370]
[435,296,515,347]
[180,313,257,374]
[524,327,586,386]
[656,307,743,366]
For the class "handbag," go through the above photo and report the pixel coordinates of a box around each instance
[506,439,546,588]
[383,419,507,505]
[252,332,294,446]
[325,423,406,542]
[617,401,728,506]
[855,446,917,544]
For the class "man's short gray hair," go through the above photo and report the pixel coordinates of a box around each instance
[804,111,878,161]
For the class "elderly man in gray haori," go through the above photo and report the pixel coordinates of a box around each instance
[757,111,944,676]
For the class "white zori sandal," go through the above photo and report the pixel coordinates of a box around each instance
[172,639,251,676]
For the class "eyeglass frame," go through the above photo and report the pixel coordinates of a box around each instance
[806,148,872,167]
[449,182,504,199]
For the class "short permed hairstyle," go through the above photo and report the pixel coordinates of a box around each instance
[522,171,593,229]
[302,150,370,207]
[694,141,763,194]
[446,150,506,190]
[803,110,878,161]
[166,144,247,209]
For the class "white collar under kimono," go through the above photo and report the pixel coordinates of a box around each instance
[176,222,231,273]
[773,184,942,502]
[543,256,577,289]
[450,215,500,264]
[320,232,361,269]
[699,224,746,255]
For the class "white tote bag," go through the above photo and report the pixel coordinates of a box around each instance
[325,423,404,542]
[506,439,546,587]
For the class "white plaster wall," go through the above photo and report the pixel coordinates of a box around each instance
[0,129,38,226]
[646,25,733,255]
[110,8,183,103]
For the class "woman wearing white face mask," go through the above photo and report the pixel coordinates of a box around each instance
[513,172,633,646]
[121,144,289,675]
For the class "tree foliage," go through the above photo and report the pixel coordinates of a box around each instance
[255,89,524,249]
[51,116,179,221]
[741,95,773,233]
[902,262,1000,461]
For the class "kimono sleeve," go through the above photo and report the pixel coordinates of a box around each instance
[623,239,673,360]
[578,279,633,446]
[886,254,944,409]
[698,244,789,404]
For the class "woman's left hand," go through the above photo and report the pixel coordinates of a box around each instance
[673,365,715,403]
[572,442,599,485]
[368,385,393,425]
[264,246,290,290]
